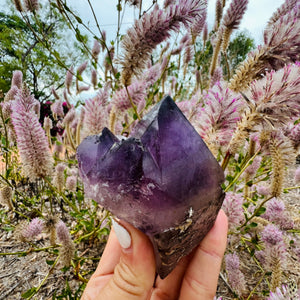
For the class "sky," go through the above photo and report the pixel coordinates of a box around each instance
[63,0,285,45]
[0,0,285,45]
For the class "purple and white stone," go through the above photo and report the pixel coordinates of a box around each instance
[77,95,225,278]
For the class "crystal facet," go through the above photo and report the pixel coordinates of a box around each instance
[77,96,225,278]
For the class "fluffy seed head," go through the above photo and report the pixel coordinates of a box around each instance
[22,218,44,240]
[56,220,71,244]
[267,0,299,28]
[82,89,109,137]
[66,176,77,192]
[63,108,76,125]
[11,88,53,181]
[197,81,243,151]
[92,40,101,60]
[56,220,75,266]
[13,0,23,11]
[225,253,246,296]
[91,69,98,88]
[221,192,245,229]
[65,67,74,94]
[120,0,206,85]
[24,0,39,11]
[11,71,23,89]
[51,87,60,100]
[112,80,147,111]
[261,224,283,245]
[77,61,88,76]
[294,167,300,184]
[4,86,19,102]
[43,116,52,131]
[256,185,270,196]
[0,186,13,210]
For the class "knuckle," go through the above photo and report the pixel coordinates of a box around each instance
[182,275,215,299]
[112,259,146,298]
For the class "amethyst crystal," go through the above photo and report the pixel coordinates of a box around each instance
[77,96,225,278]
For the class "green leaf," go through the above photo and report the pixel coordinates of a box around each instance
[99,227,110,236]
[256,207,266,216]
[75,15,83,24]
[246,180,253,186]
[22,287,37,298]
[46,259,55,265]
[80,220,91,228]
[5,168,12,178]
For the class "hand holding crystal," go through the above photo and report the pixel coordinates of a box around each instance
[81,210,228,300]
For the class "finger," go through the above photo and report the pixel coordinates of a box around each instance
[94,228,122,276]
[151,254,190,300]
[179,210,228,300]
[97,220,156,300]
[81,229,122,300]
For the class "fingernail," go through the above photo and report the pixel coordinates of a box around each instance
[112,219,132,249]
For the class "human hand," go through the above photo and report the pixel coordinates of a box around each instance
[81,210,228,300]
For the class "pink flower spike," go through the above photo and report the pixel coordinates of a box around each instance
[261,224,283,245]
[112,80,147,111]
[225,253,246,296]
[11,71,23,89]
[221,192,245,229]
[24,0,39,11]
[256,185,270,196]
[66,176,77,192]
[92,40,101,59]
[77,61,88,76]
[120,0,206,85]
[294,167,300,184]
[11,88,53,181]
[56,220,72,244]
[222,0,248,30]
[51,100,64,118]
[22,218,44,240]
[65,67,74,95]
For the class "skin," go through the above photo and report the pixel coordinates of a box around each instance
[81,210,228,300]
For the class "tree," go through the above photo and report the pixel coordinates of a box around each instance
[0,2,86,102]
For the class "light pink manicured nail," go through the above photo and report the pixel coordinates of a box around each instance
[112,219,132,249]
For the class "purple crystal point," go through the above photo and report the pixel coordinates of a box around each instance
[77,95,225,278]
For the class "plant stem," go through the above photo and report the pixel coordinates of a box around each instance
[223,51,231,80]
[139,0,143,18]
[0,106,9,172]
[28,255,60,299]
[117,0,121,55]
[246,272,266,300]
[86,0,117,78]
[0,245,58,256]
[43,177,79,213]
[221,151,231,170]
[66,123,77,151]
[125,86,141,120]
[284,185,300,191]
[224,148,261,192]
[219,272,236,295]
[239,195,274,229]
[74,211,110,243]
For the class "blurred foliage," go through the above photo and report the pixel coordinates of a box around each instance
[0,3,86,102]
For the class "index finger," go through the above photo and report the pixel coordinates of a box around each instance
[179,210,228,300]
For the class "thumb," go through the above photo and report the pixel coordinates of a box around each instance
[99,219,156,300]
